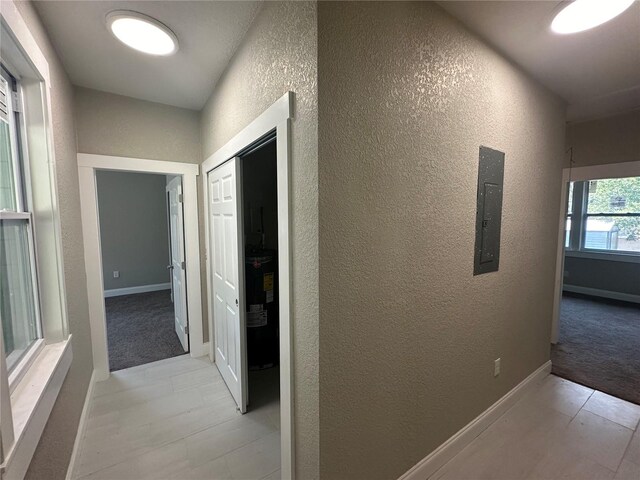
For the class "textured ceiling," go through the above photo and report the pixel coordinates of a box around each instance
[438,1,640,121]
[33,1,261,110]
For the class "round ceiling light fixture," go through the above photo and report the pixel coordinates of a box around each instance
[106,11,178,56]
[550,0,636,34]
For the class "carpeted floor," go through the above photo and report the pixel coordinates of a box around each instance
[105,290,186,371]
[551,292,640,405]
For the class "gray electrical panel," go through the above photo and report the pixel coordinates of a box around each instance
[474,146,504,275]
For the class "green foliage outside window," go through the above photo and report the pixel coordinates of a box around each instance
[587,177,640,241]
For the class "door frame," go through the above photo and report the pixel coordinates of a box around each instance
[77,153,204,381]
[202,92,294,479]
[551,159,640,344]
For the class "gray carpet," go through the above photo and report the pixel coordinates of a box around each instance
[551,293,640,405]
[105,290,186,371]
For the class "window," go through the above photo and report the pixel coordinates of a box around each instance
[1,12,72,476]
[565,176,640,254]
[0,68,42,373]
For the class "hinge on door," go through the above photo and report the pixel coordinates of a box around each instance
[12,91,22,112]
[185,325,189,335]
[181,261,186,269]
[178,193,183,203]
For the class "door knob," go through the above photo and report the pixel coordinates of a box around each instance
[167,265,174,270]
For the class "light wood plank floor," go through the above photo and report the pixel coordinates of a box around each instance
[72,354,280,480]
[431,374,640,480]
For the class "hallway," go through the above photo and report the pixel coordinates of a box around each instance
[70,355,280,480]
[431,375,640,480]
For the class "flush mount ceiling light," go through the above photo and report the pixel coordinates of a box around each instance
[106,11,178,56]
[551,0,636,34]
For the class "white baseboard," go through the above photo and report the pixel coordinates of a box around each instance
[563,285,640,304]
[399,360,552,480]
[104,283,171,298]
[190,341,209,359]
[65,370,97,480]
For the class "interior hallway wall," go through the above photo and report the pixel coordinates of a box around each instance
[10,2,94,479]
[96,171,170,291]
[199,2,318,477]
[318,2,566,478]
[73,87,208,339]
[566,109,640,167]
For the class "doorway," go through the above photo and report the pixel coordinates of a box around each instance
[78,153,204,381]
[242,139,280,423]
[551,163,640,405]
[202,92,293,477]
[95,171,188,371]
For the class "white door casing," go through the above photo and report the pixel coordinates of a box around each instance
[78,153,204,381]
[167,177,189,352]
[202,92,294,478]
[209,157,247,412]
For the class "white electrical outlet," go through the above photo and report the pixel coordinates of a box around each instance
[113,271,120,278]
[494,358,501,377]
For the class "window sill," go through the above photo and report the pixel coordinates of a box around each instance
[8,339,46,395]
[565,249,640,264]
[1,336,72,480]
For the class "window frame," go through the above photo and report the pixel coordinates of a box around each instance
[565,177,640,257]
[1,67,45,386]
[1,68,25,213]
[1,4,73,477]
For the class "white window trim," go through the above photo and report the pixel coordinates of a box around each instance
[551,160,640,344]
[77,154,204,380]
[1,2,72,478]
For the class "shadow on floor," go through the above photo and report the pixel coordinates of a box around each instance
[551,292,640,405]
[105,290,186,371]
[248,366,280,413]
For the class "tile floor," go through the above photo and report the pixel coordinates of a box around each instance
[72,354,280,480]
[431,374,640,480]
[72,361,639,480]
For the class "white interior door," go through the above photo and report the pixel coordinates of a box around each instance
[208,158,247,412]
[167,177,189,352]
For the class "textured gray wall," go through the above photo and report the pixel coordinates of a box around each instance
[73,87,208,340]
[96,171,170,291]
[200,2,318,477]
[75,86,201,163]
[564,256,640,296]
[13,2,94,479]
[318,3,565,478]
[566,109,640,167]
